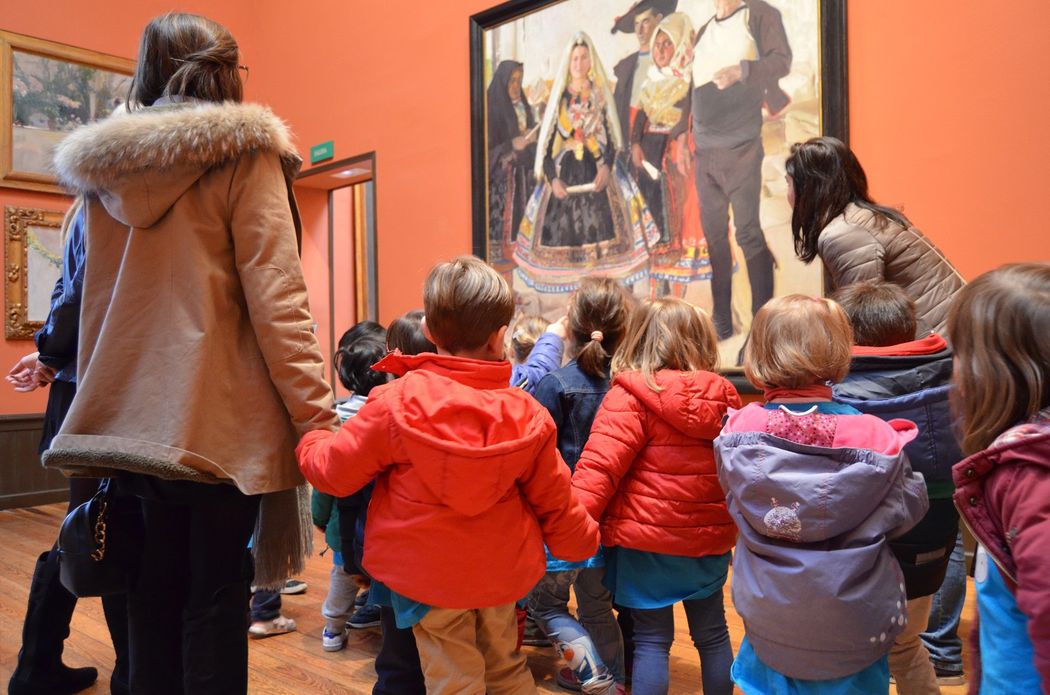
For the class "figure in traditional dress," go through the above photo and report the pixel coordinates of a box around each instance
[631,12,713,298]
[515,32,658,294]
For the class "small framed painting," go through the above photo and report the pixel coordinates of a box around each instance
[1,30,133,194]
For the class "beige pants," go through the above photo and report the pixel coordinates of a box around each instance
[412,604,537,695]
[888,595,941,695]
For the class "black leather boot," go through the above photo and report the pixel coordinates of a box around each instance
[8,551,98,695]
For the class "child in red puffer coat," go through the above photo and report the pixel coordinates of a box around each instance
[572,297,741,695]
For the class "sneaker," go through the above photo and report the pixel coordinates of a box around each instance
[348,603,381,629]
[248,614,297,638]
[279,579,308,595]
[556,667,583,692]
[321,626,349,652]
[934,668,966,686]
[354,590,368,609]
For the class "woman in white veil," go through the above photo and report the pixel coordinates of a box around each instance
[514,32,658,294]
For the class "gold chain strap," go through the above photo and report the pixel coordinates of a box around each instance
[91,499,108,562]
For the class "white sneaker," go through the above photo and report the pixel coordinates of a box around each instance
[322,626,348,652]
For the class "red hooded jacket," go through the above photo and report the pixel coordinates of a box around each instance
[571,369,741,556]
[297,352,599,609]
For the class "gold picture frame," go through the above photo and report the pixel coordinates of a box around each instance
[0,30,133,194]
[5,205,65,339]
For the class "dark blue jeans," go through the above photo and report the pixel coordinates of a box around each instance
[373,605,425,695]
[250,590,281,622]
[630,591,733,695]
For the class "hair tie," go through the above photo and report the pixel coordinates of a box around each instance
[590,330,604,342]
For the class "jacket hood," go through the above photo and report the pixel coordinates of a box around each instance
[615,370,734,439]
[717,409,920,542]
[373,351,553,517]
[53,101,301,228]
[835,340,953,405]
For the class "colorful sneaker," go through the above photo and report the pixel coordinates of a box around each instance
[556,667,583,692]
[322,626,348,652]
[248,614,297,638]
[279,579,308,595]
[348,603,381,629]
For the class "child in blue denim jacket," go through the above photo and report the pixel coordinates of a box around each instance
[529,276,636,694]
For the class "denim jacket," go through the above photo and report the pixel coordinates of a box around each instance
[533,360,610,472]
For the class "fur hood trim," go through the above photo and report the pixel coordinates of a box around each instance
[54,101,300,192]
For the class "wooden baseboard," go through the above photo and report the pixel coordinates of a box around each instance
[0,413,69,510]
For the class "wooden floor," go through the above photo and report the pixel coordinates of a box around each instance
[1,503,974,694]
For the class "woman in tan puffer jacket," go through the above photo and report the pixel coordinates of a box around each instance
[785,136,965,336]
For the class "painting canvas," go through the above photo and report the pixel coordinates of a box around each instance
[1,31,134,194]
[4,206,65,339]
[471,0,847,369]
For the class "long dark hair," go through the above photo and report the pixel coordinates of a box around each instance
[129,13,243,108]
[785,136,910,263]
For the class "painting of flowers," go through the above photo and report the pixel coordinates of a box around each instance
[1,31,134,193]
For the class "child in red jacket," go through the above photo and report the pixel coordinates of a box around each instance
[572,297,741,695]
[298,256,599,693]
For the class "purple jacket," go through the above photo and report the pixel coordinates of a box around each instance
[510,332,564,393]
[714,408,928,680]
[953,412,1050,694]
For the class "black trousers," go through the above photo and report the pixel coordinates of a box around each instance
[120,475,260,695]
[695,137,775,338]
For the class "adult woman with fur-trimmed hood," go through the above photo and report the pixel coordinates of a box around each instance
[45,13,339,693]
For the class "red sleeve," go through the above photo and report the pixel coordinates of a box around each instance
[296,393,395,497]
[518,419,600,562]
[571,385,648,520]
[987,462,1050,690]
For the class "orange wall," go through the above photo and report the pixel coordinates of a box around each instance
[3,0,1049,414]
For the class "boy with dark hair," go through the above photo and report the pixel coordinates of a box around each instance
[832,280,963,694]
[298,256,599,693]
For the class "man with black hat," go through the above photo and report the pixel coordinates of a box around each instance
[673,0,791,341]
[611,0,677,149]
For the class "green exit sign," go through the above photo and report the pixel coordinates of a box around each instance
[310,140,334,164]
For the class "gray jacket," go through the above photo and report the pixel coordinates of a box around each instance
[715,427,928,679]
[818,203,965,337]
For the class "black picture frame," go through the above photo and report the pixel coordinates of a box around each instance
[468,0,848,257]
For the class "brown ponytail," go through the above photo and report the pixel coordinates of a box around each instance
[569,277,635,379]
[129,13,243,108]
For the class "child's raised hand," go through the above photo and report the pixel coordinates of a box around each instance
[546,316,569,340]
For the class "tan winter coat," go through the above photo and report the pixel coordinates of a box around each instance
[43,100,340,497]
[818,203,965,337]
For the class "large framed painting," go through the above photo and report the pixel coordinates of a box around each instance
[1,30,134,194]
[470,0,847,369]
[4,205,65,339]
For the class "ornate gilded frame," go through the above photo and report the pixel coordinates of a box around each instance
[5,205,64,339]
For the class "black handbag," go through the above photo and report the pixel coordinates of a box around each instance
[57,478,142,597]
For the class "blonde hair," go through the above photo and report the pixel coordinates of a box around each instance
[570,276,635,379]
[423,256,514,354]
[509,314,548,364]
[745,294,853,389]
[612,297,718,390]
[948,263,1050,454]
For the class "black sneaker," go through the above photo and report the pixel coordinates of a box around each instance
[348,603,381,629]
[353,590,368,609]
[934,668,966,686]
